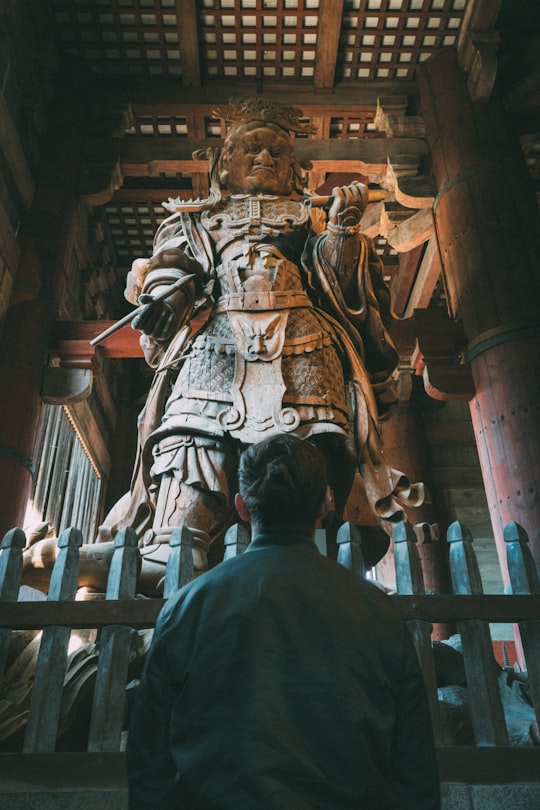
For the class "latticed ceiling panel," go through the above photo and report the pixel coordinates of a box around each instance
[125,110,228,139]
[50,0,469,82]
[199,0,321,81]
[51,0,182,77]
[123,106,384,139]
[329,114,385,138]
[340,0,467,81]
[104,198,164,261]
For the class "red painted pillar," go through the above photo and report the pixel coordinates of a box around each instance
[417,50,540,583]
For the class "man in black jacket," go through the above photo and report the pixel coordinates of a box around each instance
[126,434,440,809]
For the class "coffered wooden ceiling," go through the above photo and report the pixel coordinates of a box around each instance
[41,0,539,317]
[50,0,467,84]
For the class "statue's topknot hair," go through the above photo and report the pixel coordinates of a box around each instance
[214,97,317,136]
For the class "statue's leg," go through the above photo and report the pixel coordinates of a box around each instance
[310,432,389,566]
[152,468,235,546]
[137,436,240,594]
[310,433,357,522]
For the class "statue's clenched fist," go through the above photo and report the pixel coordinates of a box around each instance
[328,183,369,230]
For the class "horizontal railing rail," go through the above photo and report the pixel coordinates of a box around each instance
[1,594,540,630]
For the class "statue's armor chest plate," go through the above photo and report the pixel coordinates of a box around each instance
[154,197,349,445]
[213,238,307,306]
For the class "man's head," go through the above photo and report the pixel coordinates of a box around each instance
[235,434,328,534]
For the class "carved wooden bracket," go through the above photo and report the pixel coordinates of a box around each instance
[48,311,209,371]
[41,366,93,405]
[78,101,135,205]
[50,321,143,373]
[390,309,475,402]
[459,31,500,103]
[375,98,426,139]
[79,158,124,207]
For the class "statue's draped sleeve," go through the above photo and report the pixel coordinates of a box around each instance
[308,226,399,416]
[307,220,423,524]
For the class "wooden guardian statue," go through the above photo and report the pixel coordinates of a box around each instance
[24,98,424,594]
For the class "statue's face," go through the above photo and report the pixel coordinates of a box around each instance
[222,125,294,196]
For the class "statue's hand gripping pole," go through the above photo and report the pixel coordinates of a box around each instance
[89,274,196,347]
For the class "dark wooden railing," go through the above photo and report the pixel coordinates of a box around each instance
[1,518,539,795]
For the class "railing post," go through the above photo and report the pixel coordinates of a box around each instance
[504,521,540,734]
[23,527,83,753]
[504,522,540,597]
[0,528,26,681]
[164,525,194,598]
[393,520,443,745]
[393,520,424,594]
[336,523,365,578]
[88,527,140,752]
[447,520,508,746]
[223,524,250,560]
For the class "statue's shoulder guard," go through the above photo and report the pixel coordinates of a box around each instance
[201,195,310,235]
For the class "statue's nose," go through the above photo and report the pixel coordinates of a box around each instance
[251,335,265,354]
[254,148,273,166]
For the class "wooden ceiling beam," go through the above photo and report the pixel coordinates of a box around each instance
[126,96,409,122]
[391,245,424,316]
[403,237,443,317]
[176,0,201,87]
[97,78,416,109]
[84,136,427,178]
[314,0,344,90]
[382,207,434,253]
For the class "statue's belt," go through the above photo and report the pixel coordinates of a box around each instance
[214,289,312,312]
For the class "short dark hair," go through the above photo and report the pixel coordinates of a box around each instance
[238,434,328,530]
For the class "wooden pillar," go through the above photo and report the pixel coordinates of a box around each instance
[0,298,50,534]
[0,67,88,537]
[417,50,540,583]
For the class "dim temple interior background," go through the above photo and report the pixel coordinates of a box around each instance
[1,0,540,804]
[1,4,539,606]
